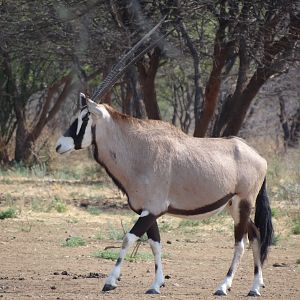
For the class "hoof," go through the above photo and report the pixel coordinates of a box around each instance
[102,284,116,292]
[214,290,227,296]
[247,290,261,297]
[146,289,160,294]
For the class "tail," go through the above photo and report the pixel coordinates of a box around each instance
[254,178,274,265]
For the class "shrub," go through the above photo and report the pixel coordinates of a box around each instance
[0,208,17,220]
[62,236,86,247]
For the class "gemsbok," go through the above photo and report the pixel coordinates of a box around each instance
[56,20,273,297]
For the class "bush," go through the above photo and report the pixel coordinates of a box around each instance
[62,236,86,247]
[0,208,17,220]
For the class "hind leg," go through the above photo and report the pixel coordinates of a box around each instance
[146,221,165,294]
[247,220,264,296]
[214,198,251,296]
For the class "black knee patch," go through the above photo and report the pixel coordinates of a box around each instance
[147,221,161,242]
[130,213,157,238]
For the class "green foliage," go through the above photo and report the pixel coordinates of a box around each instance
[268,152,300,203]
[0,192,15,206]
[62,236,86,247]
[107,224,126,241]
[0,207,18,220]
[95,231,105,241]
[271,208,280,218]
[50,197,67,213]
[272,234,281,246]
[52,170,82,181]
[31,198,46,212]
[178,219,200,227]
[296,258,300,265]
[92,249,153,262]
[158,221,173,232]
[30,163,48,177]
[291,216,300,235]
[86,207,102,216]
[0,162,48,178]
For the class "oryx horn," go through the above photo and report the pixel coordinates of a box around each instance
[91,17,169,102]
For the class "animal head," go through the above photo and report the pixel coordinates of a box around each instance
[56,19,167,155]
[55,93,109,155]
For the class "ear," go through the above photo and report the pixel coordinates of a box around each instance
[86,98,110,120]
[80,93,87,107]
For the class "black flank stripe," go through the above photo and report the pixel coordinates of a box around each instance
[168,193,235,216]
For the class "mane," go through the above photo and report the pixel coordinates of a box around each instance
[103,104,186,139]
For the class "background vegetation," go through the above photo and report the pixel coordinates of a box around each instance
[0,0,299,165]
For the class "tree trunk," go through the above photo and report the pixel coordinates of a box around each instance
[0,138,9,164]
[14,96,31,162]
[137,47,161,120]
[221,67,270,136]
[122,65,146,118]
[278,95,290,148]
[290,108,300,147]
[14,75,74,163]
[176,19,203,129]
[193,4,235,137]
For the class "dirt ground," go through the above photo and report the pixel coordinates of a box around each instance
[0,158,299,300]
[0,206,299,300]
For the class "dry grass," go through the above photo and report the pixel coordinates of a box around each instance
[0,146,299,240]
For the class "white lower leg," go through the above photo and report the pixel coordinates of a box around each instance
[104,233,138,288]
[249,239,264,296]
[216,238,245,295]
[148,239,164,293]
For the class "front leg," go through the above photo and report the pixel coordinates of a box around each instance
[102,210,157,292]
[146,220,164,294]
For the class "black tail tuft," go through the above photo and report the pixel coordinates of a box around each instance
[254,178,274,265]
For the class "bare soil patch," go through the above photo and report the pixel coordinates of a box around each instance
[0,173,299,299]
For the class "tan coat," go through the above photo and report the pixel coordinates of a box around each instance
[89,102,267,217]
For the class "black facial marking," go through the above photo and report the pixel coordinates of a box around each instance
[81,105,88,112]
[63,112,90,149]
[80,94,87,107]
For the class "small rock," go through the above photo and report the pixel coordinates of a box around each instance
[50,286,56,290]
[165,275,171,279]
[61,271,68,275]
[53,272,59,275]
[166,240,172,244]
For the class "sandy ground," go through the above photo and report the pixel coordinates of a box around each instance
[0,209,299,300]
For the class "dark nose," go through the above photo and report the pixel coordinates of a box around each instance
[56,144,61,152]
